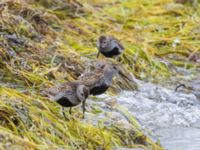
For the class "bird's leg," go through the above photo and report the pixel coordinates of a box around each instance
[62,107,67,119]
[96,51,100,58]
[69,107,72,114]
[175,84,186,92]
[82,100,86,119]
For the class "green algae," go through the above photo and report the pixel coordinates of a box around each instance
[0,0,199,149]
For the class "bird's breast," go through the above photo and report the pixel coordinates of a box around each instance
[56,97,77,107]
[101,47,121,57]
[90,84,109,95]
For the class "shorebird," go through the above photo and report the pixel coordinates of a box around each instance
[96,35,124,59]
[79,63,133,95]
[43,82,89,119]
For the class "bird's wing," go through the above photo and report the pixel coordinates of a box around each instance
[112,36,124,50]
[79,69,103,81]
[43,82,73,98]
[53,90,74,102]
[79,70,104,88]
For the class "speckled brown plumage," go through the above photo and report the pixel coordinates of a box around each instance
[78,63,131,95]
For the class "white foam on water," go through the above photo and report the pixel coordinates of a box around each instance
[114,79,200,150]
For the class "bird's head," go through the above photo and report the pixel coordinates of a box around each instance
[97,35,110,50]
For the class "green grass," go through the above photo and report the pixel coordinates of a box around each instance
[0,0,199,149]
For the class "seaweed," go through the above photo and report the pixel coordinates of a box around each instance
[0,0,199,149]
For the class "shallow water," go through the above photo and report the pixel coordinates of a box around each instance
[117,80,200,130]
[114,76,200,150]
[155,127,200,150]
[89,74,200,150]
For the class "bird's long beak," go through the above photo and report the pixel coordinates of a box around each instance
[97,51,100,58]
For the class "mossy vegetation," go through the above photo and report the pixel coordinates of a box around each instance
[0,0,199,149]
